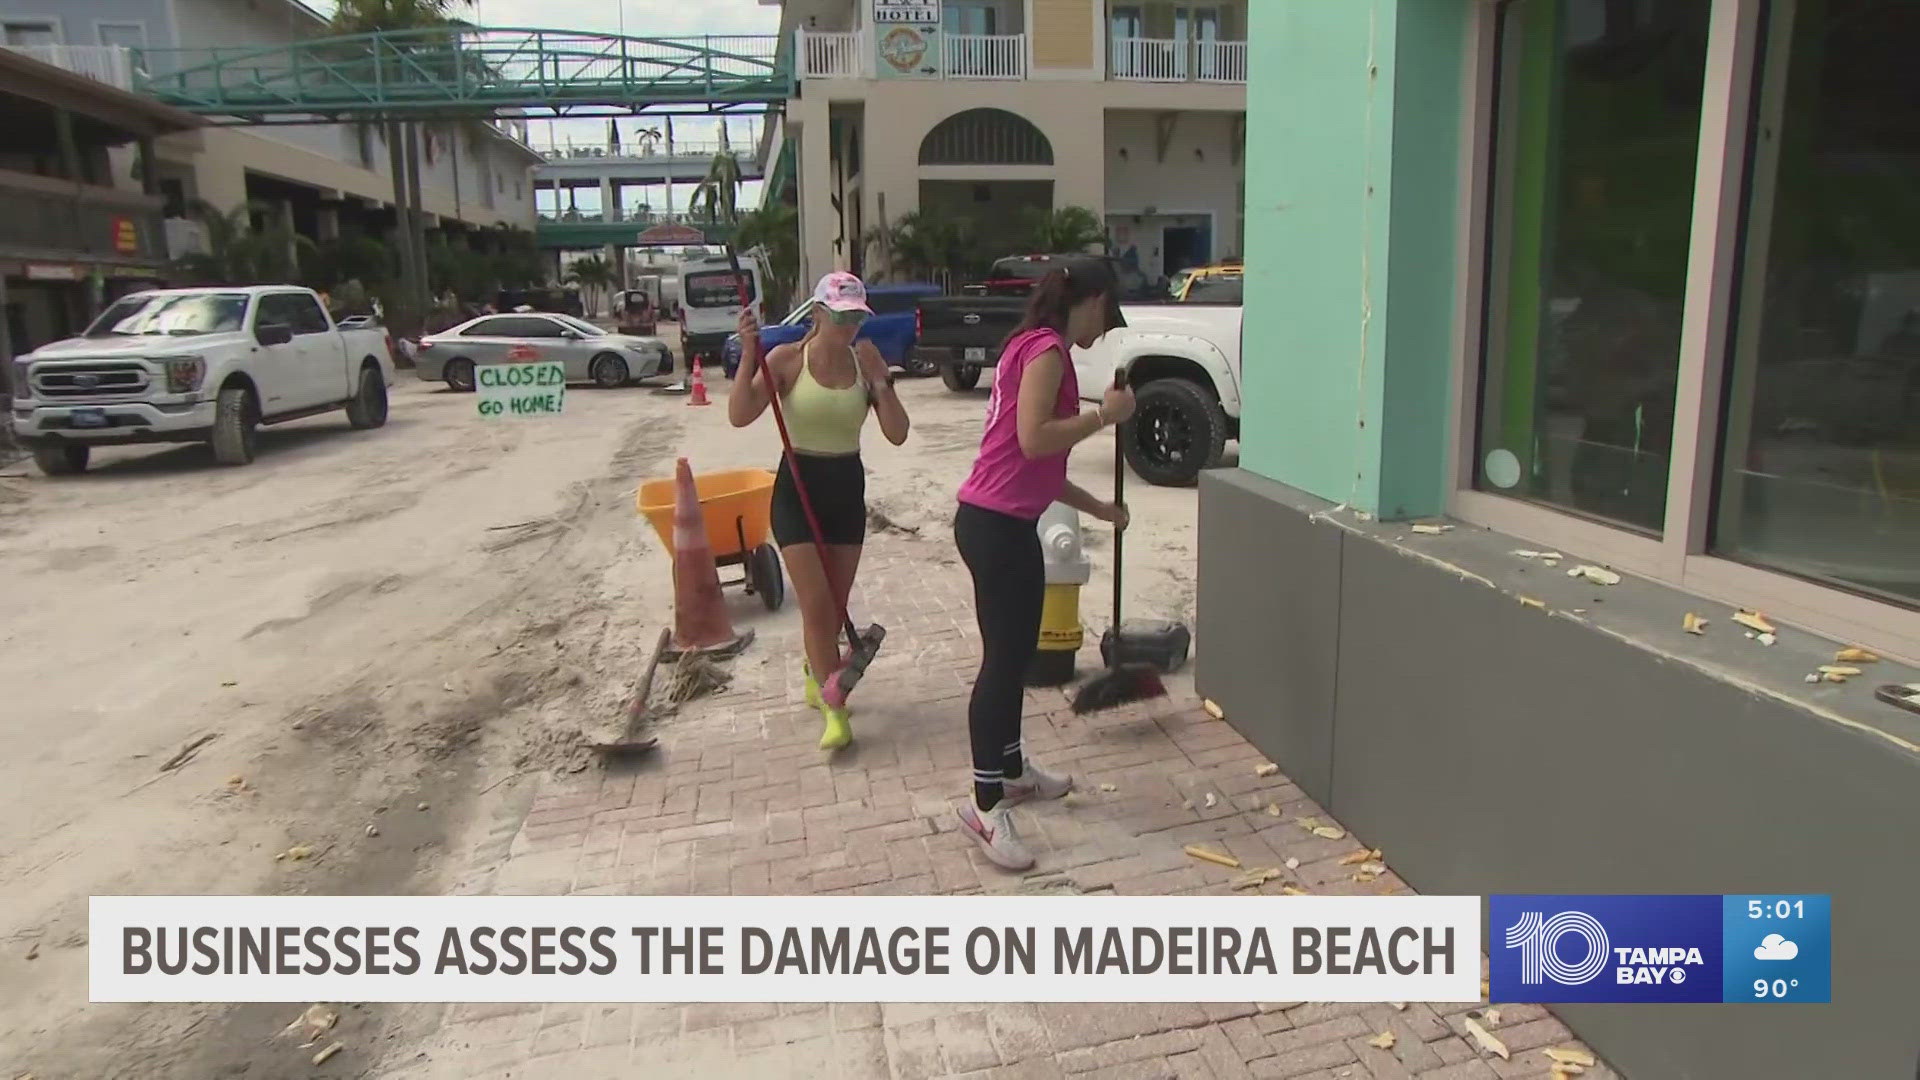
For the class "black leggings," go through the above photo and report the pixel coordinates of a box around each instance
[954,501,1044,808]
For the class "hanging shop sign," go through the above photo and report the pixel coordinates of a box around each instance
[873,0,940,79]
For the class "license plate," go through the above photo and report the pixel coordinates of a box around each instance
[964,347,986,363]
[69,408,107,428]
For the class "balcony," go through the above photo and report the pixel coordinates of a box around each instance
[2,44,135,91]
[1110,37,1247,83]
[794,29,1026,80]
[0,169,167,265]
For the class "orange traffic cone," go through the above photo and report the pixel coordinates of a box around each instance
[687,356,711,406]
[666,457,753,658]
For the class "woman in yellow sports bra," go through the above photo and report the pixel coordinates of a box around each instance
[730,272,911,750]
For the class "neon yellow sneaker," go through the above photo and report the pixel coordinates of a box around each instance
[817,703,852,752]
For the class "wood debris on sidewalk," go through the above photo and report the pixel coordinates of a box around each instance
[1183,845,1241,869]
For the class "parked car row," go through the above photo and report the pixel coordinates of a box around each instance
[6,284,685,477]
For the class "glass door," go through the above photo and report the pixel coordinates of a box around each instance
[1111,4,1145,77]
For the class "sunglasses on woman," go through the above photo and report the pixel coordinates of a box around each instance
[825,308,868,326]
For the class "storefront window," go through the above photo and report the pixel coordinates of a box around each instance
[1712,0,1920,606]
[1475,0,1712,533]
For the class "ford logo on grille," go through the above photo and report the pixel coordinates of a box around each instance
[74,374,101,388]
[962,314,981,325]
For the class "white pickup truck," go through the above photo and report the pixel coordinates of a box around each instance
[10,286,394,475]
[1071,303,1242,487]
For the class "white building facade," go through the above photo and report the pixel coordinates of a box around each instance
[774,0,1247,290]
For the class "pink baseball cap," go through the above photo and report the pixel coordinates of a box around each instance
[811,271,872,314]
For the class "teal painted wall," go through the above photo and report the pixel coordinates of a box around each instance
[1238,0,1472,520]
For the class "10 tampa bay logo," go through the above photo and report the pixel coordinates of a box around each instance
[1489,896,1724,1003]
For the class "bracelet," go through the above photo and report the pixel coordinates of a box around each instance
[1094,405,1109,428]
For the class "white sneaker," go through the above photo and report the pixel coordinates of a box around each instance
[1003,760,1073,804]
[956,800,1036,871]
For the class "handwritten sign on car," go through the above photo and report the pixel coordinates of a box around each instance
[477,360,566,419]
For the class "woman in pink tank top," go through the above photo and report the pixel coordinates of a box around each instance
[951,257,1136,871]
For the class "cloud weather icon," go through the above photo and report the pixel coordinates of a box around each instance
[1754,934,1799,961]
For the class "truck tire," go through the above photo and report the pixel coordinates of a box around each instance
[941,363,982,392]
[1124,378,1228,488]
[211,385,258,467]
[32,444,89,476]
[445,358,476,392]
[345,363,389,429]
[590,352,630,388]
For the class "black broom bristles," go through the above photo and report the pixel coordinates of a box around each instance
[1070,662,1168,715]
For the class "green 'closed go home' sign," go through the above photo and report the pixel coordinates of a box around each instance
[477,361,566,419]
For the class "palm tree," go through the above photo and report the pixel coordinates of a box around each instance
[1024,205,1108,253]
[329,0,474,336]
[871,210,982,285]
[733,203,800,318]
[170,200,316,286]
[564,254,618,317]
[635,126,663,155]
[690,150,745,228]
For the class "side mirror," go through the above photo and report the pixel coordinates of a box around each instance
[256,322,293,347]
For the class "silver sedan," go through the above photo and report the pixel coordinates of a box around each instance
[415,312,671,391]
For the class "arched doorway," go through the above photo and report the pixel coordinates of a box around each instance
[917,109,1055,273]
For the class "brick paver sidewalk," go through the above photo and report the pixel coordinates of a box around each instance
[385,534,1617,1080]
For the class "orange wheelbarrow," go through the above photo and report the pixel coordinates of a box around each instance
[636,467,785,611]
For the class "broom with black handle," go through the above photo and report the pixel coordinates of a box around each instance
[1071,369,1170,715]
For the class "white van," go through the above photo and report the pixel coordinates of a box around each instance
[677,253,764,364]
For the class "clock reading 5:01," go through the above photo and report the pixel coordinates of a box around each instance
[1747,899,1805,919]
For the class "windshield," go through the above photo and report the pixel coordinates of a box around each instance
[685,270,755,308]
[990,258,1055,281]
[1182,276,1243,304]
[85,293,249,338]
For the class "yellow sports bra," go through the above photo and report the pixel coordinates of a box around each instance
[782,345,870,456]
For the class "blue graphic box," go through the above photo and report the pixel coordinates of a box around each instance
[1489,895,1830,1004]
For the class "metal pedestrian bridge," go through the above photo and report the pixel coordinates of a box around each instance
[134,28,790,122]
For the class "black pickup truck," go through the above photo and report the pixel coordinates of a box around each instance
[913,254,1150,390]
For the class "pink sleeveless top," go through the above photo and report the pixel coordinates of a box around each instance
[956,328,1079,521]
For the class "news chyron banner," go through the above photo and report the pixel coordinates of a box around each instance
[92,896,1480,1003]
[1490,895,1831,1004]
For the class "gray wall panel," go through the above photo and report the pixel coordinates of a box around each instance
[1196,470,1341,803]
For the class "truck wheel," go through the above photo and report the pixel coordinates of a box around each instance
[211,385,259,467]
[907,354,937,377]
[32,444,89,476]
[445,358,476,393]
[590,352,630,388]
[1124,378,1228,487]
[941,363,982,392]
[346,364,389,429]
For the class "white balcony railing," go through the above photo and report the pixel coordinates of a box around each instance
[797,29,865,79]
[1195,40,1248,83]
[4,44,136,90]
[943,34,1024,79]
[1111,37,1186,81]
[1111,37,1247,83]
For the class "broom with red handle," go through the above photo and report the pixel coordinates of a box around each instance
[724,247,884,702]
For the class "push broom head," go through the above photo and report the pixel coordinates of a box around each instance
[1070,662,1168,715]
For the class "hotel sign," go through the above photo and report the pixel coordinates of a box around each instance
[873,0,940,79]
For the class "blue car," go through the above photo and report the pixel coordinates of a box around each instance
[722,282,942,378]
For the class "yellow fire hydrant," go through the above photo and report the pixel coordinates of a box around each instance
[1027,501,1089,687]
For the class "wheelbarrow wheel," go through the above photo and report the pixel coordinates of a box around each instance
[749,543,785,611]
